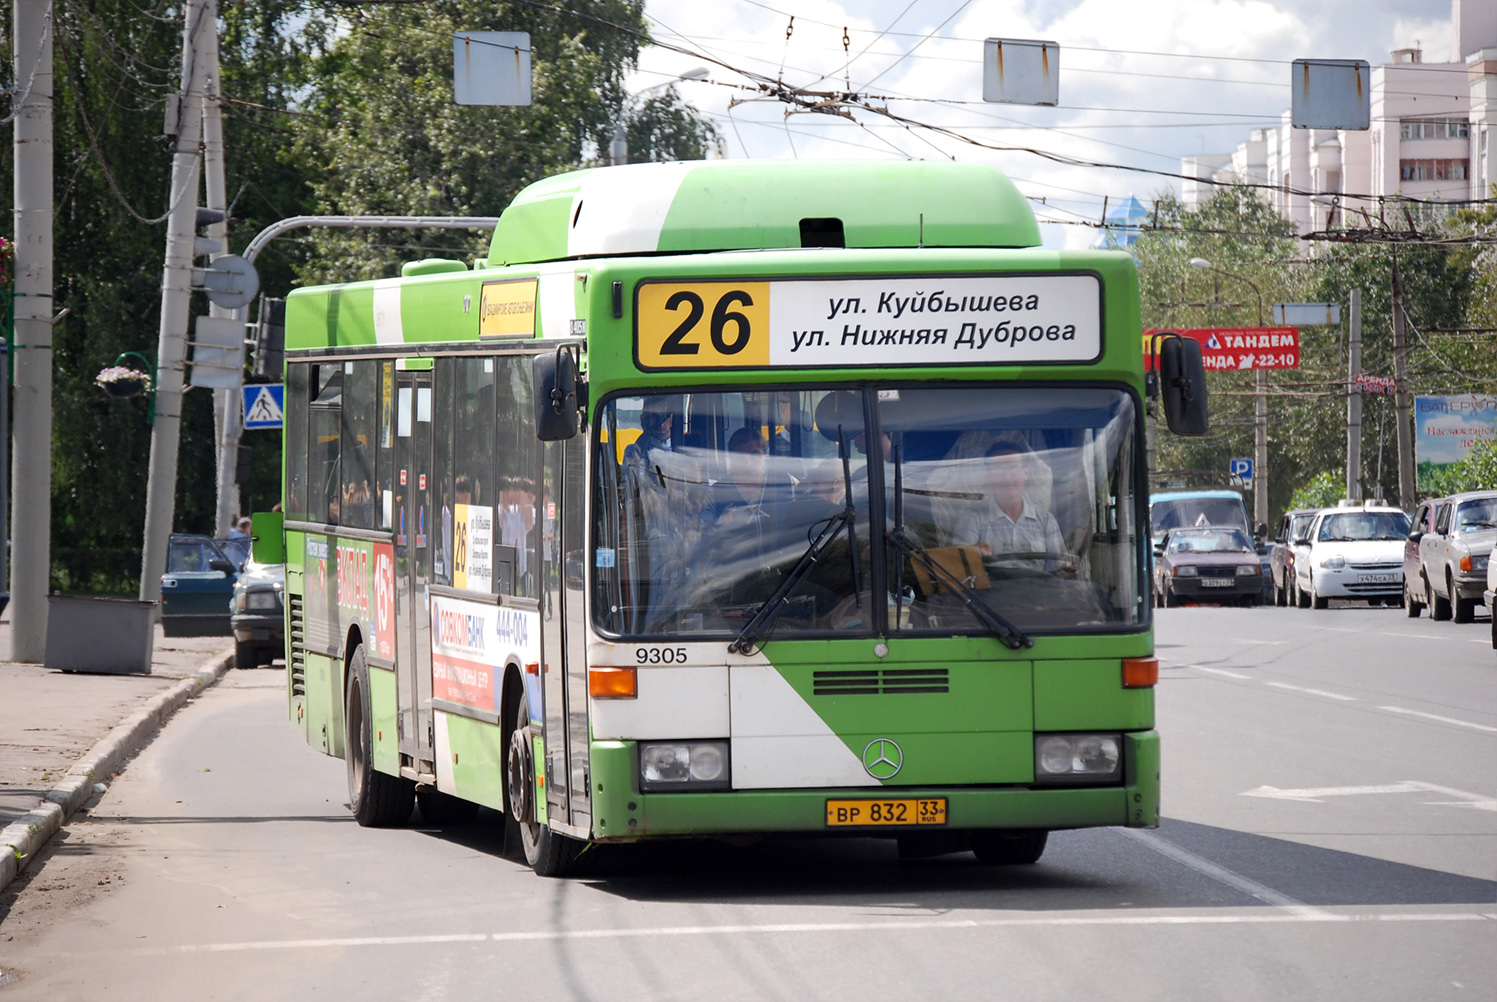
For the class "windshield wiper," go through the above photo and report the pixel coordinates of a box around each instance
[728,427,862,656]
[887,440,1031,651]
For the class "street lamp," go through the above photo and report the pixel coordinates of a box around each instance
[612,67,711,166]
[1190,257,1269,534]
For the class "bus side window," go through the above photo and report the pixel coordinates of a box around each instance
[432,359,454,586]
[308,363,343,525]
[456,357,497,591]
[285,363,309,521]
[377,361,395,529]
[340,359,378,530]
[496,355,539,599]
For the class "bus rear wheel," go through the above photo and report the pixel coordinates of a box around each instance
[345,645,414,827]
[970,830,1048,865]
[506,694,580,877]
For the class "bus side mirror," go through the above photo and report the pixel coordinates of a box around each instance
[533,347,580,441]
[252,511,285,564]
[1156,334,1208,436]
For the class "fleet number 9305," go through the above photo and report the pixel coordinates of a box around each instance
[636,647,689,664]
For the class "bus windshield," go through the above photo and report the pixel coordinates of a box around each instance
[593,385,1142,639]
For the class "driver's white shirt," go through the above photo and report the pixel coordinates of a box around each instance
[951,496,1067,565]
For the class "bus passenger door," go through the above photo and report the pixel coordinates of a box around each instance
[394,370,436,771]
[541,436,592,832]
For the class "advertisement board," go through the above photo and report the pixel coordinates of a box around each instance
[1415,395,1497,488]
[429,594,541,714]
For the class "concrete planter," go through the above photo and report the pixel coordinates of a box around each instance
[44,595,157,673]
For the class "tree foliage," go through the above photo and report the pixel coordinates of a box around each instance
[1135,185,1497,524]
[0,0,714,592]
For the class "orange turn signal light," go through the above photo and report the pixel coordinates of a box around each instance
[1459,556,1474,572]
[1122,656,1159,688]
[589,666,637,699]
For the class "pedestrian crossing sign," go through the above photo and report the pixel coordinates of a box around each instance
[242,383,284,430]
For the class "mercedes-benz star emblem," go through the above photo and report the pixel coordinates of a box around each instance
[861,738,903,780]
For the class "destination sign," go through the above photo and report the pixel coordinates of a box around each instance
[636,274,1102,370]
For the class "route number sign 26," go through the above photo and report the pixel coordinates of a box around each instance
[637,282,770,368]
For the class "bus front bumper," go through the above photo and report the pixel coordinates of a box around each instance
[586,730,1159,840]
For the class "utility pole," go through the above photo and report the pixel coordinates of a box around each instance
[140,0,213,605]
[1345,289,1362,501]
[10,0,54,661]
[1390,257,1415,508]
[200,14,240,536]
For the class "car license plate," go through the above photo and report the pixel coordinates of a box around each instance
[1358,573,1397,584]
[1200,578,1234,588]
[826,798,947,827]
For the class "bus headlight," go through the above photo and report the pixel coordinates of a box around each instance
[640,741,731,791]
[1034,733,1122,784]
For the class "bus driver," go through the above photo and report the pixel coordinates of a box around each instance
[951,440,1075,576]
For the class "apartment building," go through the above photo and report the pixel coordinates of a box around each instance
[1181,0,1497,233]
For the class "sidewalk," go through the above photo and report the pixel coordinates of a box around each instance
[0,618,234,891]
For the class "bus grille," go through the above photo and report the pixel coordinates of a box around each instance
[289,595,306,697]
[813,668,949,696]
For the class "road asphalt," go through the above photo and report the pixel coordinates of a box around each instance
[0,619,233,896]
[0,604,1492,999]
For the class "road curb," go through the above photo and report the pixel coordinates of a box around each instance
[0,647,235,894]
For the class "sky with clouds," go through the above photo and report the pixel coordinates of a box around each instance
[629,0,1457,247]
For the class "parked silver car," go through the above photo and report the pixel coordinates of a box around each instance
[1271,507,1320,607]
[1409,490,1497,623]
[1403,498,1444,615]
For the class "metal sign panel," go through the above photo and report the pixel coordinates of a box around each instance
[1229,458,1254,483]
[453,32,532,106]
[242,383,285,430]
[1143,328,1300,371]
[1291,59,1370,130]
[196,254,260,310]
[190,316,246,389]
[982,39,1059,106]
[1273,302,1340,326]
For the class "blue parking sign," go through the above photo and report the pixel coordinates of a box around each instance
[1229,457,1253,481]
[242,383,284,430]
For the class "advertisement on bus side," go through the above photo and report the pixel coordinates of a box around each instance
[429,594,540,714]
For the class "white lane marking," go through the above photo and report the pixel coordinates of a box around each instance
[1378,706,1497,734]
[1265,682,1358,701]
[1195,666,1251,680]
[138,912,1495,954]
[1243,783,1426,802]
[1117,829,1328,919]
[1241,781,1497,811]
[1227,639,1287,645]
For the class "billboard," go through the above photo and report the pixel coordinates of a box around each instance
[1143,328,1299,371]
[1415,395,1497,488]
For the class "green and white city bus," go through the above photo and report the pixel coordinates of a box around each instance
[262,159,1207,875]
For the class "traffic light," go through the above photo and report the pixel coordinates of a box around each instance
[235,445,253,485]
[252,297,285,379]
[194,207,226,259]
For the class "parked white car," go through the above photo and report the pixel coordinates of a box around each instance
[1292,504,1412,609]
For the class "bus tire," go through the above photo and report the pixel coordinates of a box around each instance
[416,787,480,827]
[507,693,580,877]
[345,645,414,828]
[970,830,1048,865]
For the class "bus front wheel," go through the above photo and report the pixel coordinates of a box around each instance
[345,645,414,827]
[506,694,580,877]
[969,829,1048,865]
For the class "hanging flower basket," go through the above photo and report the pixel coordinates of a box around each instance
[95,365,152,399]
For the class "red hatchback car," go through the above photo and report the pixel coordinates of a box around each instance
[1154,526,1265,607]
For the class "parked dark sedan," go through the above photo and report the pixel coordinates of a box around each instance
[160,534,243,636]
[1154,527,1264,607]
